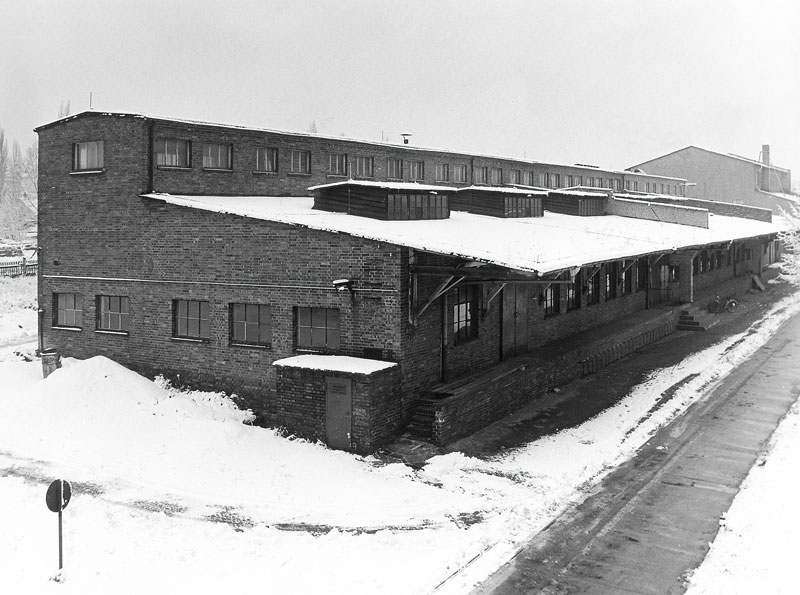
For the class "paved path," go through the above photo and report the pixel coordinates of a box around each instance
[472,308,800,594]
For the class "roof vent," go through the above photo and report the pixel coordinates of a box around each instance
[761,144,770,166]
[401,133,413,145]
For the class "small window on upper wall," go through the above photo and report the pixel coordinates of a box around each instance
[203,143,233,169]
[387,158,403,180]
[523,171,534,186]
[255,147,278,173]
[97,295,130,332]
[53,292,83,328]
[72,141,104,171]
[435,163,450,182]
[291,150,312,174]
[328,153,347,176]
[475,166,489,184]
[155,139,190,167]
[453,165,467,184]
[508,170,520,185]
[353,156,374,178]
[490,167,503,185]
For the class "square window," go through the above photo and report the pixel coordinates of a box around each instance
[353,156,374,178]
[296,307,340,350]
[255,147,278,172]
[173,299,210,340]
[53,292,83,328]
[73,141,104,171]
[230,303,271,346]
[155,138,190,167]
[97,295,130,332]
[291,150,311,174]
[329,153,347,175]
[203,143,233,169]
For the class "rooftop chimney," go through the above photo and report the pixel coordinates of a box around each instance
[760,144,771,191]
[762,144,770,165]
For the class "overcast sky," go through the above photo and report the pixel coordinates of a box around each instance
[1,0,798,178]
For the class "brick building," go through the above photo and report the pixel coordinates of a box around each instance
[36,111,781,453]
[631,145,796,214]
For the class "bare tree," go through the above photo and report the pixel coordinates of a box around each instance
[0,125,7,201]
[21,142,38,201]
[778,204,800,286]
[307,119,318,134]
[58,100,71,118]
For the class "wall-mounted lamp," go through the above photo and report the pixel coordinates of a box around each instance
[332,278,356,298]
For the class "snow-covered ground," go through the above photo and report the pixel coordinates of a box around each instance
[1,277,799,594]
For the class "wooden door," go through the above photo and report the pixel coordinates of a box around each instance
[325,377,352,450]
[502,284,529,359]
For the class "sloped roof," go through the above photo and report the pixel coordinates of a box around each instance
[633,145,790,173]
[141,193,781,275]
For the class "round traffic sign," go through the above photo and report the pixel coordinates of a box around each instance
[46,480,72,513]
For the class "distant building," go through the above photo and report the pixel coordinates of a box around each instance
[631,145,796,214]
[34,111,781,453]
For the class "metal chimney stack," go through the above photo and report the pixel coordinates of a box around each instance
[762,144,770,165]
[760,144,771,190]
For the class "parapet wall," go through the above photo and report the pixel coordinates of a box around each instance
[607,197,709,228]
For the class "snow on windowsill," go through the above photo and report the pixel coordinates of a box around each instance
[273,354,397,375]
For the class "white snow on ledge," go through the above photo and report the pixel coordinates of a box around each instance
[273,354,397,374]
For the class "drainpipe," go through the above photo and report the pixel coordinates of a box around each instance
[148,119,155,192]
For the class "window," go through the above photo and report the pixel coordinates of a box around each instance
[637,259,648,291]
[54,293,82,328]
[544,284,560,316]
[605,262,619,299]
[508,170,520,185]
[452,285,478,343]
[668,265,680,282]
[633,181,639,191]
[523,171,535,186]
[230,303,271,346]
[490,167,503,185]
[435,163,450,182]
[625,180,631,191]
[297,307,339,350]
[453,164,468,183]
[203,143,232,169]
[474,166,489,184]
[173,299,210,340]
[387,194,448,220]
[409,160,425,181]
[538,173,547,187]
[97,296,130,332]
[387,158,403,180]
[255,147,277,172]
[613,179,622,191]
[353,156,374,178]
[567,272,581,311]
[328,153,347,176]
[587,270,600,305]
[155,139,190,168]
[72,141,104,171]
[291,150,311,174]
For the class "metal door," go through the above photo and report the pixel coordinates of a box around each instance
[325,376,352,450]
[502,284,529,359]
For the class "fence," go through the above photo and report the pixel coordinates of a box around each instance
[0,261,38,278]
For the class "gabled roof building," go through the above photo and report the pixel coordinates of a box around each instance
[35,111,782,452]
[631,145,796,214]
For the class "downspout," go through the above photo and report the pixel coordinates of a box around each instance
[148,119,155,193]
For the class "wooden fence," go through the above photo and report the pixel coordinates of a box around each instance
[0,261,38,278]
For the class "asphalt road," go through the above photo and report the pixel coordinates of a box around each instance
[472,305,800,594]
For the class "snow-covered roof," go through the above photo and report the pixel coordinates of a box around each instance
[273,355,397,374]
[141,193,781,275]
[308,180,455,193]
[758,190,800,205]
[633,146,790,174]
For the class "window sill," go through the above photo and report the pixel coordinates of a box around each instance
[326,174,347,178]
[156,165,192,171]
[171,337,209,344]
[95,329,129,336]
[202,168,233,173]
[230,342,271,350]
[288,172,312,176]
[70,169,104,176]
[251,170,278,175]
[52,326,82,332]
[294,347,338,355]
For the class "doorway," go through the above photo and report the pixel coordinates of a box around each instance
[502,284,529,359]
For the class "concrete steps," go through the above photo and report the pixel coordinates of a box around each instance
[407,400,436,439]
[677,305,719,331]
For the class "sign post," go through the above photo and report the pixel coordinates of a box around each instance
[46,479,72,572]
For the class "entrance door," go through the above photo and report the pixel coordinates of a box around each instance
[325,376,352,450]
[502,284,529,359]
